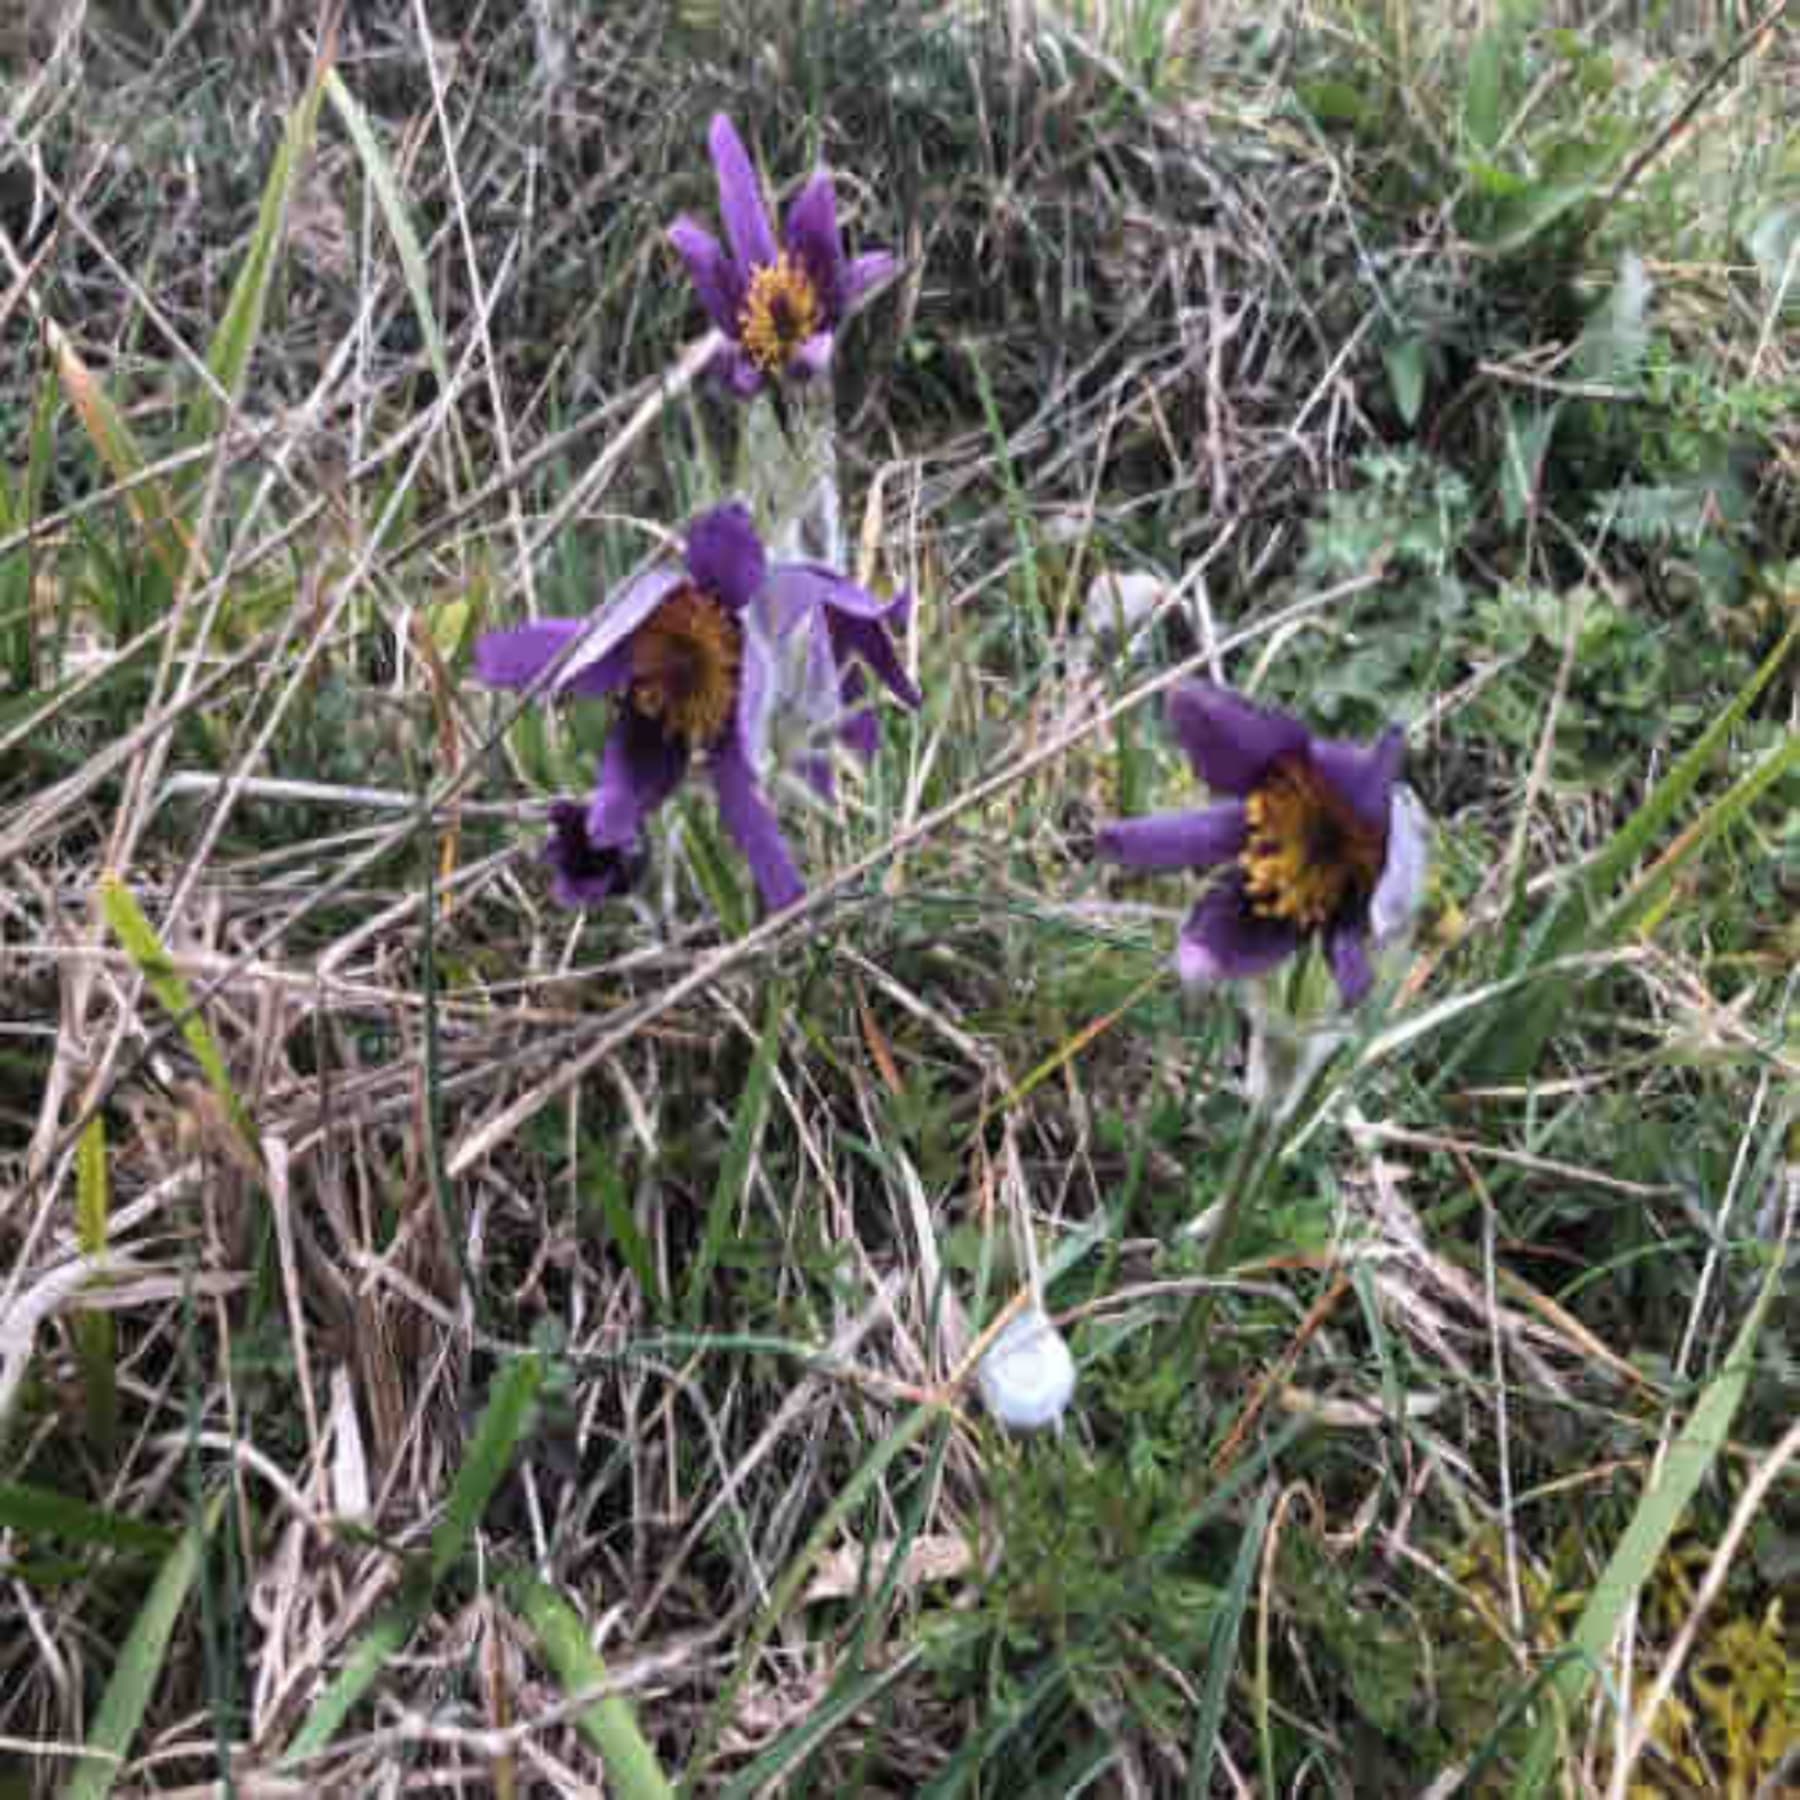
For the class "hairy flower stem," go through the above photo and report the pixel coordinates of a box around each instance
[1180,1094,1281,1360]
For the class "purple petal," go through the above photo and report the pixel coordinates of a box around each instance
[474,620,584,690]
[841,250,898,310]
[1371,784,1430,943]
[828,610,920,710]
[553,566,688,694]
[1167,682,1309,796]
[840,705,879,762]
[838,663,879,761]
[799,750,836,800]
[544,801,644,908]
[686,503,767,612]
[1097,803,1246,873]
[668,216,745,335]
[710,735,804,910]
[1310,725,1405,833]
[1325,918,1375,1006]
[792,330,835,378]
[1175,878,1300,986]
[717,344,766,398]
[588,712,689,848]
[708,114,777,273]
[784,171,845,314]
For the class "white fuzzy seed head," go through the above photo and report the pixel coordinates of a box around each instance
[976,1308,1076,1432]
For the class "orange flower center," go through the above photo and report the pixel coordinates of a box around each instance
[629,585,742,748]
[738,253,822,375]
[1240,757,1384,929]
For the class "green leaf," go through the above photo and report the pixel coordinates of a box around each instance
[0,1482,177,1557]
[1500,401,1559,528]
[1298,79,1374,128]
[427,1351,544,1584]
[1187,1486,1274,1798]
[500,1568,676,1800]
[1510,1257,1783,1796]
[98,877,259,1163]
[1382,336,1428,427]
[684,992,783,1327]
[281,1354,546,1766]
[187,58,329,445]
[1572,250,1651,387]
[324,70,451,391]
[1462,24,1508,154]
[587,1161,665,1317]
[74,1117,117,1454]
[279,1608,417,1769]
[64,1495,221,1800]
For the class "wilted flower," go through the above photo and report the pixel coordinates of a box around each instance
[759,563,920,796]
[542,801,646,909]
[1099,682,1428,1006]
[976,1307,1077,1433]
[669,114,898,397]
[475,504,803,911]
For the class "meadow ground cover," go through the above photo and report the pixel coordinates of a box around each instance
[0,1,1797,1793]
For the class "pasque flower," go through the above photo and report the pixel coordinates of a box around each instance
[1099,682,1428,1006]
[759,562,921,796]
[668,114,897,397]
[475,504,803,911]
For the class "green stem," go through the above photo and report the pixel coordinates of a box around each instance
[1177,1099,1282,1359]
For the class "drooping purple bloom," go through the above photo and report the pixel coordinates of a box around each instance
[542,801,646,909]
[1098,682,1428,1007]
[668,114,898,397]
[759,563,921,796]
[475,503,804,913]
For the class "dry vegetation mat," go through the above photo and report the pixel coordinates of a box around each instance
[1,1,1797,1794]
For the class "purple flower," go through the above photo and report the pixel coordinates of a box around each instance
[1098,682,1428,1007]
[759,563,921,796]
[668,114,898,397]
[475,503,804,913]
[542,801,645,909]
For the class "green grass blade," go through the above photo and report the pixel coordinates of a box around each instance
[0,1482,177,1556]
[428,1351,545,1583]
[48,325,192,586]
[74,1117,117,1453]
[278,1606,418,1769]
[500,1567,676,1800]
[1553,622,1795,950]
[64,1494,220,1800]
[1186,1485,1273,1799]
[587,1162,666,1318]
[1509,1256,1783,1797]
[714,1650,923,1800]
[283,1354,545,1766]
[684,993,782,1327]
[323,70,451,391]
[1594,727,1800,948]
[186,61,328,445]
[98,876,258,1162]
[684,1402,942,1782]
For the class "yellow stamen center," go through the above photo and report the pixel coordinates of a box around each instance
[629,585,742,748]
[1240,757,1384,930]
[738,253,822,375]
